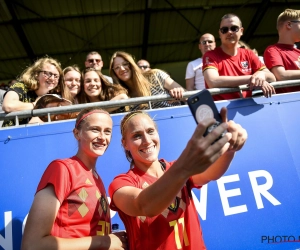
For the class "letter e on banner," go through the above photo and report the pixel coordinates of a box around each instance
[217,174,248,216]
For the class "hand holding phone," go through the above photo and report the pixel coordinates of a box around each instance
[187,89,226,140]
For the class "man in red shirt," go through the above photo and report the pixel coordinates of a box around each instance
[203,13,276,101]
[264,9,300,94]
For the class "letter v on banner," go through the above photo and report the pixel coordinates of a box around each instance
[0,211,13,250]
[192,184,208,220]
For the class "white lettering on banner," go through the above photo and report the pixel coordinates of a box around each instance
[22,214,28,234]
[192,171,281,218]
[248,170,281,209]
[0,211,13,250]
[217,174,248,216]
[191,184,207,220]
[107,197,116,218]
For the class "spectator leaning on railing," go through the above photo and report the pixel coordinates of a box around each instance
[2,57,72,127]
[264,8,300,94]
[109,51,185,110]
[203,13,276,101]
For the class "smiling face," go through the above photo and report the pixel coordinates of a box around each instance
[112,56,132,83]
[36,63,60,95]
[83,71,101,102]
[64,70,81,97]
[122,114,160,168]
[75,113,113,158]
[219,16,243,46]
[85,53,103,70]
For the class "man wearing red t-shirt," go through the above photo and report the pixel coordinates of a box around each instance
[203,13,276,101]
[264,9,300,94]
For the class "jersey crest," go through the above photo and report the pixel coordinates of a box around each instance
[241,61,249,69]
[100,196,108,215]
[168,196,180,212]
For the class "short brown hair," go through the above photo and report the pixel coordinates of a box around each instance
[221,13,242,27]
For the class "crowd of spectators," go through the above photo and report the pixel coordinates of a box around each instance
[1,8,300,128]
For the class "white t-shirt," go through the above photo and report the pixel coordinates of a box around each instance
[185,58,205,90]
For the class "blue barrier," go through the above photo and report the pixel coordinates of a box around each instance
[1,92,300,250]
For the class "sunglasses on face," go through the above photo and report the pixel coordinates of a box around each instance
[113,62,130,72]
[219,25,240,34]
[87,59,101,63]
[138,65,149,69]
[199,40,214,45]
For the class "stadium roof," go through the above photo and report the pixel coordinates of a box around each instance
[0,0,299,82]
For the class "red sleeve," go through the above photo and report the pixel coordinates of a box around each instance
[108,173,138,211]
[264,45,282,70]
[36,160,71,204]
[202,51,219,72]
[248,49,266,73]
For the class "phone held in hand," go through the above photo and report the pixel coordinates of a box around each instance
[187,89,225,140]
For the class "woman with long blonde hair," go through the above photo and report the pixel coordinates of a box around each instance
[109,51,185,110]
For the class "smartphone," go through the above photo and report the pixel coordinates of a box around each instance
[187,89,224,138]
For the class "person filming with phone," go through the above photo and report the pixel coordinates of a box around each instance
[108,105,247,249]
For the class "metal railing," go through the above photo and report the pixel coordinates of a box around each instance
[1,80,300,126]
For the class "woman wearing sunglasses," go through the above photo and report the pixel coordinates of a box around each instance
[109,51,185,110]
[2,57,72,127]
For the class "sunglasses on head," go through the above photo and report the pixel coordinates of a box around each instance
[219,25,240,34]
[88,59,101,63]
[200,40,214,45]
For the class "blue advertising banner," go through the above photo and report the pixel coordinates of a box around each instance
[1,93,300,250]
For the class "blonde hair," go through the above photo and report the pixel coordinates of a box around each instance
[18,57,63,94]
[277,9,300,29]
[78,68,128,104]
[120,110,158,168]
[62,65,81,103]
[109,51,151,97]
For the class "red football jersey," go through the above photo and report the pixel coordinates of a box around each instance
[109,159,206,250]
[37,156,111,238]
[203,47,265,100]
[264,43,300,94]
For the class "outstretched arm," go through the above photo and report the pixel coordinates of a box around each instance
[22,185,126,250]
[112,118,233,217]
[191,107,248,185]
